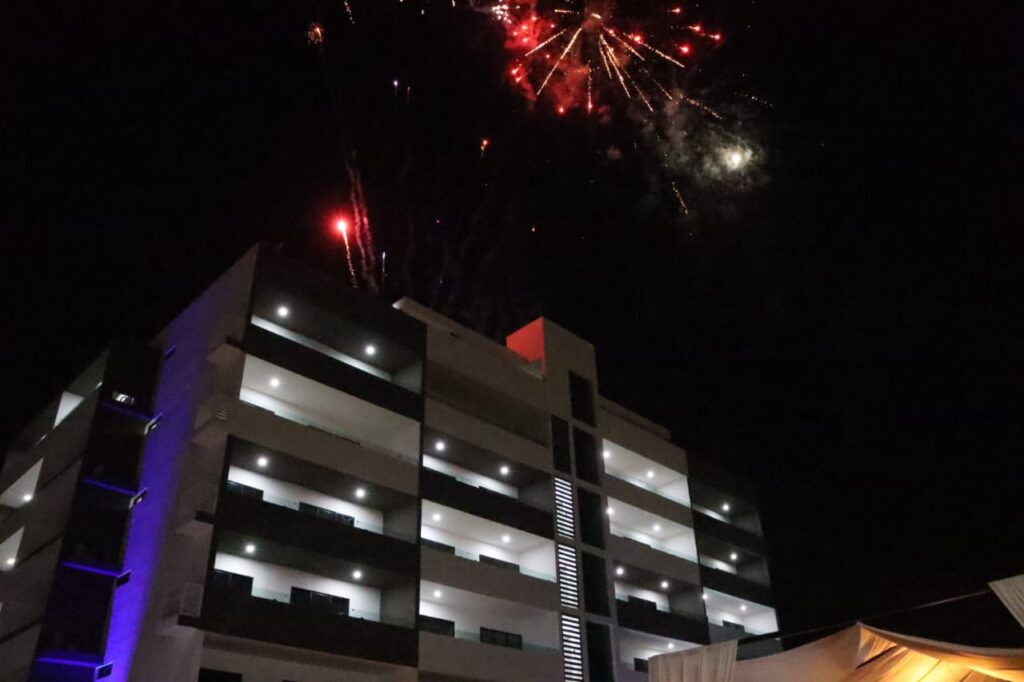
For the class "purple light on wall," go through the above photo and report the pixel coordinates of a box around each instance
[101,251,256,681]
[81,478,139,497]
[61,562,130,580]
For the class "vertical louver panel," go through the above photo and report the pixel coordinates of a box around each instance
[556,544,580,609]
[560,614,585,682]
[554,477,575,539]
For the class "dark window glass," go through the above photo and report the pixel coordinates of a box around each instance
[628,596,658,610]
[723,620,746,632]
[421,538,456,554]
[551,416,571,473]
[586,622,615,682]
[480,555,519,571]
[480,627,523,649]
[573,428,600,484]
[577,487,605,548]
[226,480,264,500]
[418,614,456,636]
[582,553,610,615]
[298,502,354,526]
[634,658,650,673]
[199,670,243,682]
[569,373,596,425]
[211,569,254,598]
[290,587,349,617]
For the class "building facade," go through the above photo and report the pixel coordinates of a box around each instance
[0,246,777,682]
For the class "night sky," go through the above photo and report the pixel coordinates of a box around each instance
[3,0,1021,642]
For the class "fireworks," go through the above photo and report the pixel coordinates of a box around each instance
[335,217,357,286]
[500,1,724,118]
[306,22,324,46]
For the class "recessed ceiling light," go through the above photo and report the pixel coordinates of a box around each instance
[364,344,377,357]
[607,507,614,516]
[435,440,446,452]
[499,465,510,476]
[603,449,610,459]
[269,377,281,388]
[352,569,363,580]
[730,552,738,561]
[244,543,256,555]
[22,493,33,502]
[501,534,511,544]
[432,512,442,522]
[433,589,443,598]
[740,604,747,611]
[5,558,14,566]
[277,305,290,318]
[722,502,731,512]
[646,470,655,479]
[355,487,366,499]
[668,643,676,650]
[661,580,670,589]
[653,524,661,532]
[256,456,269,468]
[615,566,625,576]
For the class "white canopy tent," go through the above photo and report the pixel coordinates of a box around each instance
[651,575,1024,682]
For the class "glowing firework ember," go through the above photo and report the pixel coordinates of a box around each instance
[499,1,724,118]
[306,22,324,46]
[335,217,358,286]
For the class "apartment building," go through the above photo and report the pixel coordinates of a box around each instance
[0,246,777,682]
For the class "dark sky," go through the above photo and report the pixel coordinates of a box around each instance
[3,0,1021,641]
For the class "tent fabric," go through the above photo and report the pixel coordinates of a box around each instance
[991,575,1024,629]
[650,624,1024,682]
[649,639,737,682]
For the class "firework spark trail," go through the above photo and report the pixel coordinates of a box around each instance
[670,181,689,215]
[622,67,654,112]
[604,29,645,62]
[524,28,566,56]
[346,160,378,290]
[636,41,688,70]
[342,0,355,24]
[597,37,613,78]
[680,93,723,119]
[587,69,593,113]
[337,219,358,287]
[537,27,582,95]
[599,36,631,98]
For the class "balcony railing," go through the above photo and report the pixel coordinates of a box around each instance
[606,471,691,507]
[248,587,405,626]
[421,540,555,583]
[450,628,559,655]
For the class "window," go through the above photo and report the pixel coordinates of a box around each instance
[298,502,354,526]
[480,555,519,571]
[585,622,615,682]
[226,480,263,500]
[582,553,610,616]
[480,627,523,650]
[569,373,595,425]
[421,538,456,554]
[418,614,455,636]
[290,587,349,617]
[577,487,605,549]
[211,569,254,598]
[634,658,650,673]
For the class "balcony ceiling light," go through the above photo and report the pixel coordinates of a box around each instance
[5,558,14,566]
[615,566,625,576]
[702,593,708,600]
[256,456,269,468]
[722,502,731,512]
[433,589,443,598]
[602,449,610,459]
[355,487,367,499]
[653,523,661,532]
[661,580,670,589]
[22,493,33,502]
[646,470,655,479]
[668,643,675,650]
[740,604,747,611]
[606,507,614,516]
[244,543,256,555]
[730,552,738,561]
[269,377,281,388]
[432,512,442,522]
[501,534,511,544]
[276,305,290,318]
[499,465,510,476]
[352,569,363,580]
[434,440,446,452]
[364,344,377,357]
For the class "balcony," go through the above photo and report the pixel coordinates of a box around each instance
[602,440,691,507]
[421,501,556,584]
[217,489,418,575]
[420,468,553,538]
[615,597,708,644]
[195,396,419,495]
[703,588,778,638]
[692,511,765,554]
[699,567,772,607]
[245,321,422,420]
[424,398,553,471]
[616,628,699,680]
[608,535,700,585]
[198,583,417,666]
[421,545,558,610]
[418,631,561,682]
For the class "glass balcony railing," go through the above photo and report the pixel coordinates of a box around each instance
[606,471,691,507]
[421,539,556,583]
[451,629,560,655]
[248,586,412,627]
[609,531,698,563]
